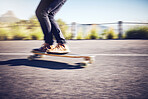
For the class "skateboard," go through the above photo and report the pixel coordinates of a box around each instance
[27,51,95,66]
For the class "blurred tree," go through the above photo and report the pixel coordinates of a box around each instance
[28,16,40,29]
[56,19,71,39]
[104,28,117,39]
[76,32,83,40]
[85,28,99,39]
[0,28,9,40]
[100,29,107,39]
[125,26,148,39]
[16,20,29,24]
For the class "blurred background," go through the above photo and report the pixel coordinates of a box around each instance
[0,0,148,40]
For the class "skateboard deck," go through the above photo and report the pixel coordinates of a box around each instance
[28,51,95,66]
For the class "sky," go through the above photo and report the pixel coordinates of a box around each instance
[0,0,148,24]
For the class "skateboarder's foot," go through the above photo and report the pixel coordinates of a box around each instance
[46,43,70,54]
[32,43,54,52]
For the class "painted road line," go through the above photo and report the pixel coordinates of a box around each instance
[86,54,148,56]
[0,53,32,55]
[0,53,148,56]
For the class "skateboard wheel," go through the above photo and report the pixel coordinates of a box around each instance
[80,61,89,66]
[34,54,43,58]
[89,56,95,64]
[84,56,95,64]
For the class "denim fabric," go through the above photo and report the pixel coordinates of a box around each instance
[36,0,67,45]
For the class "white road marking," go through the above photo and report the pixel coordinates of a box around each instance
[86,54,148,56]
[0,53,32,55]
[0,53,148,56]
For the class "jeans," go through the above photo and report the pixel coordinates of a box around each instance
[36,0,67,45]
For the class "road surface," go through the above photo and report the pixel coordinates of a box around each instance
[0,40,148,99]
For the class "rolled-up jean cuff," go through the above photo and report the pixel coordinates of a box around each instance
[45,41,54,45]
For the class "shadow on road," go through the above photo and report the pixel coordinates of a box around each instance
[0,59,84,70]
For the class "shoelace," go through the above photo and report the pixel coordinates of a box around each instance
[52,44,66,51]
[41,44,51,50]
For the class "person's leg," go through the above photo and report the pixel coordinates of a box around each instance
[33,0,55,52]
[47,0,67,44]
[46,0,70,53]
[35,0,69,53]
[35,0,54,45]
[36,0,67,45]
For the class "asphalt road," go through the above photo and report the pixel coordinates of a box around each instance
[0,40,148,99]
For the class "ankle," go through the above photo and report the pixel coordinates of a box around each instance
[43,43,50,45]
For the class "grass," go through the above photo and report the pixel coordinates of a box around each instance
[11,26,29,40]
[0,26,44,40]
[0,28,9,40]
[76,31,83,40]
[103,28,118,39]
[29,27,43,40]
[85,28,99,39]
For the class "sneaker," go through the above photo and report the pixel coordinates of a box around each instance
[32,43,54,52]
[46,43,70,54]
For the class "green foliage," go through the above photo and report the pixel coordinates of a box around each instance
[100,29,107,39]
[85,28,99,39]
[65,32,73,40]
[30,27,43,40]
[0,18,71,40]
[76,32,83,40]
[125,26,148,39]
[56,19,69,38]
[103,28,117,39]
[28,16,40,28]
[9,26,43,40]
[10,26,29,40]
[0,28,9,40]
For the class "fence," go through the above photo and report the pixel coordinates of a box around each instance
[69,21,148,39]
